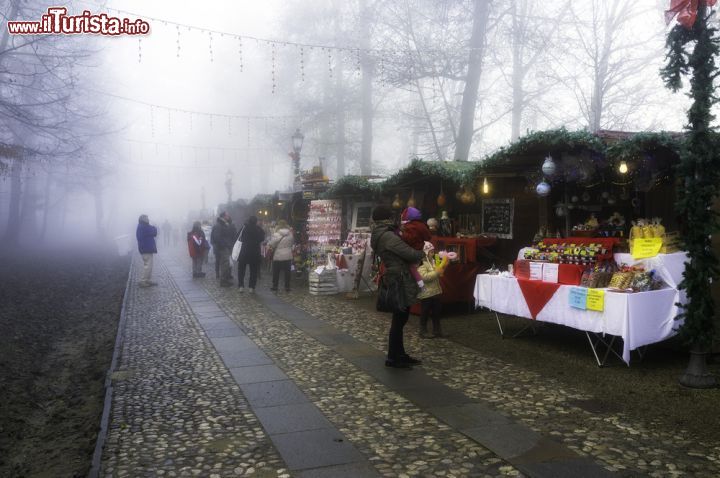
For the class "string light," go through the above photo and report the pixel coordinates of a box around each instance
[167,110,171,133]
[238,37,243,72]
[300,45,305,82]
[137,37,142,63]
[271,42,277,93]
[150,106,155,137]
[380,57,385,86]
[327,48,333,78]
[208,32,214,62]
[176,25,181,57]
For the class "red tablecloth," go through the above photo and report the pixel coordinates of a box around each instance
[516,278,561,319]
[513,260,585,285]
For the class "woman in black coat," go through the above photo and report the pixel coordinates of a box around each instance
[370,205,424,368]
[237,216,266,292]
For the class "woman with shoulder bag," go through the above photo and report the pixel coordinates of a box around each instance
[370,205,424,369]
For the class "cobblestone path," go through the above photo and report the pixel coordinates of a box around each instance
[279,282,720,478]
[101,253,720,478]
[100,257,287,477]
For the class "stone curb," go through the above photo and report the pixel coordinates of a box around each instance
[88,253,133,478]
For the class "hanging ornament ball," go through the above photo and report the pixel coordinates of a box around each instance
[601,191,610,199]
[607,197,616,205]
[437,192,446,207]
[555,205,565,217]
[460,189,476,204]
[571,195,579,203]
[582,191,591,202]
[567,203,575,210]
[541,155,557,177]
[392,193,402,209]
[536,180,551,197]
[407,196,416,208]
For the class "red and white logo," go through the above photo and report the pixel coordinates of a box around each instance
[7,7,150,36]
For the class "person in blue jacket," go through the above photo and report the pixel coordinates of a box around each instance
[136,214,158,287]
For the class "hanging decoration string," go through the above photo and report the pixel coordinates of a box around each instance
[92,89,301,121]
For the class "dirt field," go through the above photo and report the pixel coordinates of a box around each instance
[0,247,129,478]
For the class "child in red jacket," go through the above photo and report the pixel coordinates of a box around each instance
[400,207,432,289]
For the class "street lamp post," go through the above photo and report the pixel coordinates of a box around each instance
[291,128,304,189]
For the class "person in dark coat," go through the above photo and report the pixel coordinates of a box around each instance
[136,214,158,287]
[237,216,265,292]
[211,211,236,287]
[370,205,424,368]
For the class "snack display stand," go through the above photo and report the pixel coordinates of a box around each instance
[474,247,687,366]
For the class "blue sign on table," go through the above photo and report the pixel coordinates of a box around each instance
[569,287,588,310]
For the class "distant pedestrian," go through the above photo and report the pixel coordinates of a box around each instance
[211,211,236,287]
[161,219,172,247]
[201,221,212,264]
[136,214,158,287]
[268,219,294,292]
[172,225,179,247]
[417,241,447,338]
[236,216,266,292]
[187,221,209,278]
[370,205,423,368]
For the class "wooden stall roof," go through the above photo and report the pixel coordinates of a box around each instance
[474,128,685,178]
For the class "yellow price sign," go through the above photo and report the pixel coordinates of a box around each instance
[631,237,663,259]
[586,288,605,312]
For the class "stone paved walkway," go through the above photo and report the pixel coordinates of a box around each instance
[100,252,720,477]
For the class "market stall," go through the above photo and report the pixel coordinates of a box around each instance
[380,159,499,305]
[469,129,687,365]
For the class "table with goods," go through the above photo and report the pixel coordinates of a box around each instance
[473,218,685,366]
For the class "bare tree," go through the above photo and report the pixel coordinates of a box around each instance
[549,0,663,132]
[454,0,491,160]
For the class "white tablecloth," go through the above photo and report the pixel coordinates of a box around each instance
[473,275,682,364]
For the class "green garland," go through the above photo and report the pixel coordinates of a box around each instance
[382,158,477,189]
[480,128,605,170]
[661,3,720,350]
[604,132,682,164]
[322,175,381,199]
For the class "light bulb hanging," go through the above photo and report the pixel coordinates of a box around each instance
[482,177,489,194]
[619,161,629,174]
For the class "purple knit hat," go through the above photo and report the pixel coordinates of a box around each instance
[401,207,422,223]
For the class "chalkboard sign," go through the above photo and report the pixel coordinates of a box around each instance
[352,202,374,230]
[482,198,514,239]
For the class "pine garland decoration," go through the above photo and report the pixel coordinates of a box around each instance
[660,2,720,350]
